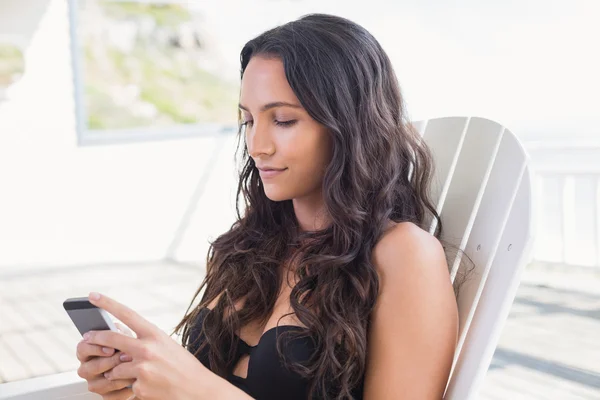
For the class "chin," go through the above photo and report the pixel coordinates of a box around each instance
[263,186,294,202]
[264,190,291,202]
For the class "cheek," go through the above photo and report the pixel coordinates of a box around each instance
[287,130,331,178]
[261,129,330,201]
[308,131,333,171]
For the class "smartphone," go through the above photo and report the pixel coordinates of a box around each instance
[63,296,118,336]
[64,297,132,388]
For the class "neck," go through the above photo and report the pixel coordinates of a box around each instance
[292,190,330,232]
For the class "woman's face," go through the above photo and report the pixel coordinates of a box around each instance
[239,56,333,202]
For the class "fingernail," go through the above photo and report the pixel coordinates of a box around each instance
[102,347,113,354]
[120,353,132,362]
[89,292,101,301]
[103,372,110,380]
[83,332,90,341]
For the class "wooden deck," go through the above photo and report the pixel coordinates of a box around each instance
[1,261,599,399]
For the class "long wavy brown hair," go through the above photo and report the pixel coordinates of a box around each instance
[174,13,459,399]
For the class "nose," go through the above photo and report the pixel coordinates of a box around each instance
[246,120,275,159]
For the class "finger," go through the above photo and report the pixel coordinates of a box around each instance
[84,330,138,356]
[78,351,123,380]
[88,292,156,338]
[87,375,135,395]
[114,321,135,338]
[104,360,138,381]
[76,341,115,362]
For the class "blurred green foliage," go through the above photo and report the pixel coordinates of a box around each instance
[82,1,238,131]
[0,44,25,86]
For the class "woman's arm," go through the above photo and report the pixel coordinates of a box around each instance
[363,222,458,399]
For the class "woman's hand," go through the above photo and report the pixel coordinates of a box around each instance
[76,323,136,399]
[83,292,215,400]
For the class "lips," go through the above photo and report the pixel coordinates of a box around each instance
[258,168,287,178]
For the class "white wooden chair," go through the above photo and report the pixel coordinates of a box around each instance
[0,116,533,399]
[414,116,534,399]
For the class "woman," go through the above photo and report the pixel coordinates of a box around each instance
[76,13,458,400]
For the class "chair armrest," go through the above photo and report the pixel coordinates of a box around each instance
[0,371,100,400]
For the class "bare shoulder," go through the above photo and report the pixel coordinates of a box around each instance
[363,221,457,398]
[373,221,448,285]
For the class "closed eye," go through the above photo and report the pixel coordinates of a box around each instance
[240,119,297,128]
[275,119,297,127]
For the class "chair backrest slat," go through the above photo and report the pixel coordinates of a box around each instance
[420,117,469,235]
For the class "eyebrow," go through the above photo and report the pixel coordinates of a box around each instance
[238,101,302,112]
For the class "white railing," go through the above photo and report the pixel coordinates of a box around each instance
[526,140,600,268]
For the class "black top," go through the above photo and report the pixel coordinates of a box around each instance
[186,308,364,399]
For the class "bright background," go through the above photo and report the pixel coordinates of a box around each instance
[0,1,599,398]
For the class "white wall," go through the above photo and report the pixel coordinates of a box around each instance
[0,0,239,270]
